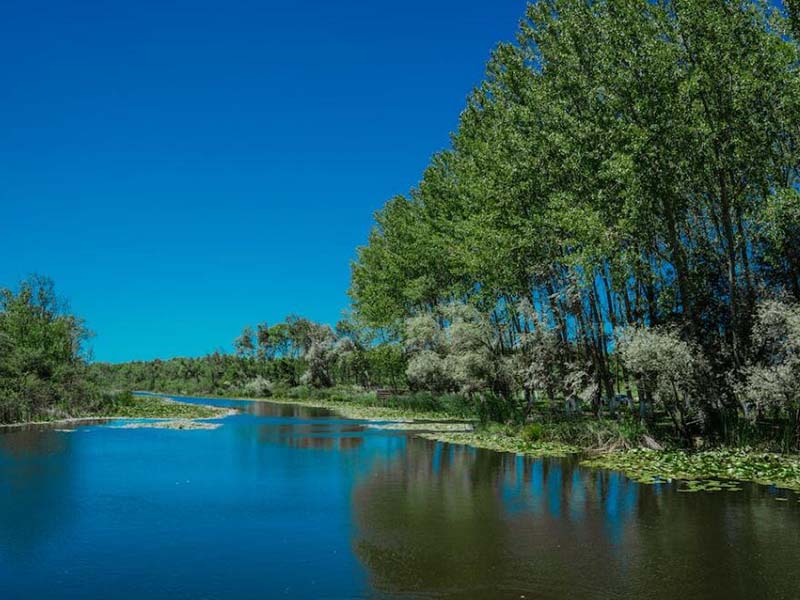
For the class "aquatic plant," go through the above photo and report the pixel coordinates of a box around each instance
[582,448,800,491]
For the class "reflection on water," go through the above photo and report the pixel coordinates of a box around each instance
[243,400,333,419]
[0,428,78,553]
[0,398,798,599]
[353,438,800,599]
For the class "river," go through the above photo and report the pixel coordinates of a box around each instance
[0,396,798,599]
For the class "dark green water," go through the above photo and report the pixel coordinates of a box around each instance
[0,397,798,599]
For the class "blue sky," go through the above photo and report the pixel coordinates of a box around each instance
[1,0,526,362]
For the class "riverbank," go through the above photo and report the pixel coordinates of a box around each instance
[128,389,800,492]
[238,393,800,492]
[0,393,230,429]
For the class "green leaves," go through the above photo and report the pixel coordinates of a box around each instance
[0,276,95,423]
[346,0,800,445]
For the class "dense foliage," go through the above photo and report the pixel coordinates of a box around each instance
[90,315,407,398]
[0,275,97,422]
[348,0,800,448]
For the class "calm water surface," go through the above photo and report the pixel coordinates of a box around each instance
[1,396,798,599]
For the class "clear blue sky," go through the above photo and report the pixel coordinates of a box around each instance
[1,0,526,363]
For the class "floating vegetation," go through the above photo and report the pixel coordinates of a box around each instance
[110,395,230,420]
[581,448,800,491]
[112,419,222,431]
[367,422,473,433]
[419,429,577,458]
[675,480,744,493]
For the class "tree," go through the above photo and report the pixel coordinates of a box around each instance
[234,325,256,358]
[618,326,708,441]
[299,322,337,388]
[349,0,800,442]
[738,299,800,447]
[0,275,93,423]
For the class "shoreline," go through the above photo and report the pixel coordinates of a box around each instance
[0,415,119,429]
[153,392,800,493]
[0,396,235,430]
[145,391,463,423]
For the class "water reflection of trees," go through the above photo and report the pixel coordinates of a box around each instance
[352,438,510,597]
[241,401,371,451]
[243,401,332,419]
[255,422,366,451]
[0,428,77,556]
[351,437,800,599]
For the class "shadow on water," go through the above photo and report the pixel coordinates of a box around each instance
[255,422,367,451]
[242,399,334,419]
[158,393,336,419]
[352,436,800,600]
[0,428,78,555]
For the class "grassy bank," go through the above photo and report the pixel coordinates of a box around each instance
[96,392,227,420]
[226,386,800,492]
[0,391,228,427]
[259,395,457,422]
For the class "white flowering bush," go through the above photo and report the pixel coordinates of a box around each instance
[738,299,800,423]
[242,376,273,398]
[406,350,454,392]
[302,324,337,388]
[403,302,511,398]
[618,325,707,437]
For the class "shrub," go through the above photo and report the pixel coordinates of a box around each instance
[242,376,273,398]
[737,299,800,448]
[406,350,454,393]
[618,326,708,441]
[522,422,545,442]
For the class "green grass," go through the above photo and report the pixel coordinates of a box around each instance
[28,391,228,423]
[268,394,457,422]
[0,390,228,426]
[96,392,225,420]
[420,423,577,457]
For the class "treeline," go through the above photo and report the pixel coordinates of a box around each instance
[91,315,407,398]
[348,0,800,448]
